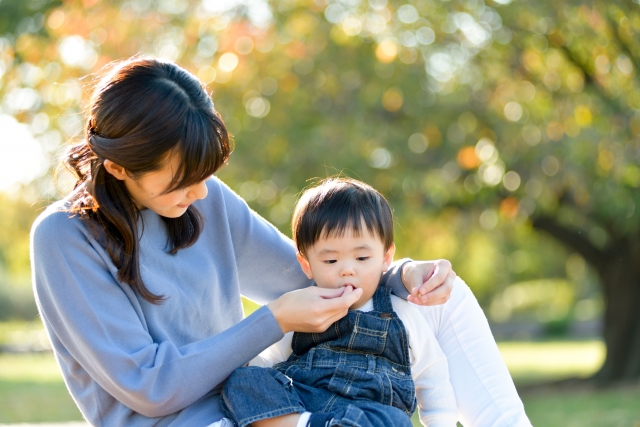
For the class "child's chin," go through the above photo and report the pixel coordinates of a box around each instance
[349,300,364,310]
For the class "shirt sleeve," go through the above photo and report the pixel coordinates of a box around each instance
[391,297,458,427]
[31,209,285,418]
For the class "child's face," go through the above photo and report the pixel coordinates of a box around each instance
[296,227,395,310]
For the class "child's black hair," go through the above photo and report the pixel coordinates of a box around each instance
[292,177,394,256]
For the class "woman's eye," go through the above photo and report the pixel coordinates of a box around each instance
[357,257,370,261]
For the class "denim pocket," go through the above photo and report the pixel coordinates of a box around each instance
[327,365,387,404]
[272,369,295,388]
[286,364,334,391]
[346,314,389,355]
[385,373,417,414]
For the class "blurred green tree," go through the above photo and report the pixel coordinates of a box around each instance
[0,0,638,383]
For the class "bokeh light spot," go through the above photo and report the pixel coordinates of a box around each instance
[457,146,480,169]
[408,133,428,153]
[218,52,239,72]
[376,39,398,63]
[503,171,521,191]
[381,88,403,111]
[541,156,560,176]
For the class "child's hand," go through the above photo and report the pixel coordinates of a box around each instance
[403,260,456,306]
[267,285,363,334]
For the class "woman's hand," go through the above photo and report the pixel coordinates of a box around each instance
[267,285,363,334]
[403,259,456,306]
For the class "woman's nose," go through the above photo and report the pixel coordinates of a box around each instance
[188,180,208,200]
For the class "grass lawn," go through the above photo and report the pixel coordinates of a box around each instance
[0,353,82,423]
[520,384,640,427]
[499,340,606,386]
[2,337,640,426]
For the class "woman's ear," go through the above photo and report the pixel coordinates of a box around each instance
[382,243,396,272]
[103,159,129,181]
[296,252,314,279]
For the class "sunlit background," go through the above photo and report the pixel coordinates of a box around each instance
[1,0,640,425]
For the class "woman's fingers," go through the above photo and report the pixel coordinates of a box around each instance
[408,270,456,306]
[418,259,452,294]
[268,286,362,334]
[315,285,353,299]
[306,286,362,331]
[405,259,456,306]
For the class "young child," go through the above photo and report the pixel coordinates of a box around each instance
[221,178,457,427]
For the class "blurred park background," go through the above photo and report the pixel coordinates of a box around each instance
[1,0,640,425]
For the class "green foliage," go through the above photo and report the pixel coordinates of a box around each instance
[3,0,636,322]
[0,284,39,321]
[0,192,43,320]
[0,192,41,277]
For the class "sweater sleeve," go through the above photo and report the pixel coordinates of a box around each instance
[31,209,284,418]
[391,297,458,427]
[215,179,410,303]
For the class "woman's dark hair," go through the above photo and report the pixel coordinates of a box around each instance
[64,56,230,303]
[292,177,394,256]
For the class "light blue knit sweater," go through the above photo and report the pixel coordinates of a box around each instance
[30,177,408,427]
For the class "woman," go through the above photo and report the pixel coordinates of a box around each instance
[31,57,531,426]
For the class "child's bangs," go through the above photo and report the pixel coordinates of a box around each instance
[164,112,229,193]
[319,208,379,241]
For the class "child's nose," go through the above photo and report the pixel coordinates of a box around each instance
[340,265,355,276]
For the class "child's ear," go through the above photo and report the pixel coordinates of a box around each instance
[296,252,314,279]
[382,243,396,272]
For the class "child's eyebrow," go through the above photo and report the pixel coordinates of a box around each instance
[317,245,373,255]
[317,249,339,255]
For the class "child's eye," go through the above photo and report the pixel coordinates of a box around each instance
[323,260,337,264]
[356,257,370,261]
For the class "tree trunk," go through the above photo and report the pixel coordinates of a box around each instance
[594,240,640,382]
[532,217,640,383]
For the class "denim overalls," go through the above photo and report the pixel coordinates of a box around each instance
[222,285,416,427]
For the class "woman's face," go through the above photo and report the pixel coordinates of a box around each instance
[105,152,209,218]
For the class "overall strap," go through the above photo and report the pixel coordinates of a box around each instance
[371,282,394,313]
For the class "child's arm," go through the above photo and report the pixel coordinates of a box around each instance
[391,296,458,427]
[249,331,294,367]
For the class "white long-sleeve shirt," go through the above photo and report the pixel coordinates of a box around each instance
[251,295,458,427]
